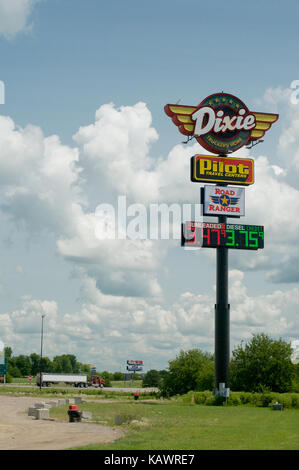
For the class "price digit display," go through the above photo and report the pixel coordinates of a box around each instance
[182,223,264,250]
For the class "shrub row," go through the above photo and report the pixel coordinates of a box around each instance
[181,390,299,409]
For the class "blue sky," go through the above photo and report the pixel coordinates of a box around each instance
[0,0,298,371]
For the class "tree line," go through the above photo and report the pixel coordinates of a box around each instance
[142,334,299,395]
[4,348,91,378]
[3,347,139,385]
[3,333,298,394]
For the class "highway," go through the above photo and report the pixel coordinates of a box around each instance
[0,383,159,393]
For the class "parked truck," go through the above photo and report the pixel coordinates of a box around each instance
[36,372,88,388]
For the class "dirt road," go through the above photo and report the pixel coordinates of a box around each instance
[0,396,124,450]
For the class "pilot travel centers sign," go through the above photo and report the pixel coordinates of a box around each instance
[191,154,254,186]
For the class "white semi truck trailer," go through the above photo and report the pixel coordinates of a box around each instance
[36,372,88,387]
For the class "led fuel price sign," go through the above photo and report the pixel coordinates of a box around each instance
[181,222,264,250]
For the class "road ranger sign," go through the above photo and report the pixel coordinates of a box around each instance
[202,185,245,217]
[164,92,278,154]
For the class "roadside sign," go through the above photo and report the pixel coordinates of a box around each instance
[203,185,245,217]
[164,92,278,154]
[191,154,254,186]
[0,359,8,375]
[181,222,264,250]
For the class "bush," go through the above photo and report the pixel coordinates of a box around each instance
[180,390,299,408]
[194,391,212,404]
[226,394,241,406]
[230,334,294,393]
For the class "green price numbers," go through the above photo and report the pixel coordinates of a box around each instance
[225,226,264,250]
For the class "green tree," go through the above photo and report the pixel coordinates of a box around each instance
[230,333,294,392]
[4,346,12,358]
[52,355,72,373]
[100,370,111,387]
[112,371,123,381]
[15,355,31,376]
[30,353,41,375]
[40,356,52,373]
[161,349,214,396]
[142,369,162,388]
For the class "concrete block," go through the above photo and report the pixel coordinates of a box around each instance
[34,402,46,408]
[58,399,67,405]
[28,407,38,417]
[81,411,92,419]
[67,398,75,404]
[35,408,49,420]
[74,397,82,404]
[45,402,57,408]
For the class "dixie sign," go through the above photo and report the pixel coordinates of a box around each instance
[164,92,278,154]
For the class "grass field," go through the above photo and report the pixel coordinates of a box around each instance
[49,400,299,450]
[110,380,143,388]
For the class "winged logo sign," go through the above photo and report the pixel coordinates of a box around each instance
[164,92,278,154]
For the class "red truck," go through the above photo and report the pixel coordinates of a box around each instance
[89,375,105,388]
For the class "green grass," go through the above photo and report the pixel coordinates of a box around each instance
[11,377,36,384]
[49,400,299,450]
[110,380,143,388]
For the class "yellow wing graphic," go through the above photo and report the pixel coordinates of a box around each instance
[164,104,197,136]
[164,104,279,140]
[249,112,279,141]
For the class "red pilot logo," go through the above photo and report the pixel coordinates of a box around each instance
[164,92,278,154]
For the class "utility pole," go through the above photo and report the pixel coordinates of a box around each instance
[39,314,46,391]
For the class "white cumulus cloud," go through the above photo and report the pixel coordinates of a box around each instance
[0,0,40,39]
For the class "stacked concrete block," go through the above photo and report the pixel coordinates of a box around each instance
[57,398,67,405]
[28,397,82,420]
[45,401,58,408]
[34,402,52,409]
[28,407,38,417]
[34,402,46,408]
[35,408,49,420]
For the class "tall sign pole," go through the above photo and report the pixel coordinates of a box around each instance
[165,92,278,397]
[215,195,230,394]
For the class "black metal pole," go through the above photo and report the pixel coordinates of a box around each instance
[214,193,230,395]
[39,314,45,391]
